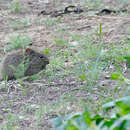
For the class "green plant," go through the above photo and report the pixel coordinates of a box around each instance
[0,113,19,130]
[110,64,130,84]
[23,18,30,27]
[50,95,130,130]
[10,18,30,30]
[45,51,66,79]
[124,56,130,68]
[55,38,68,46]
[49,24,130,129]
[71,24,103,85]
[44,18,62,25]
[5,34,30,52]
[45,48,72,82]
[9,1,22,12]
[9,59,29,79]
[85,0,104,9]
[10,20,21,30]
[44,48,51,54]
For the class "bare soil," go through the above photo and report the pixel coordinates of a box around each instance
[0,0,130,129]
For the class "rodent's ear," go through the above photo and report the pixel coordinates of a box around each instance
[25,48,31,53]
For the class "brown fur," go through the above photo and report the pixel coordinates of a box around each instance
[0,48,49,80]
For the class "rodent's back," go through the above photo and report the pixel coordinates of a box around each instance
[0,48,49,80]
[2,51,23,80]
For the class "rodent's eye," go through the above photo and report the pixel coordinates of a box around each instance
[40,56,43,58]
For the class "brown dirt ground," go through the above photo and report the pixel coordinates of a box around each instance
[0,0,130,129]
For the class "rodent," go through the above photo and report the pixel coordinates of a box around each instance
[0,48,49,80]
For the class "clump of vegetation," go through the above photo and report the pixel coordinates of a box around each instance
[85,0,104,9]
[44,17,62,25]
[9,60,29,79]
[10,18,30,30]
[49,25,130,129]
[50,95,130,130]
[9,1,23,12]
[4,34,30,52]
[50,66,130,129]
